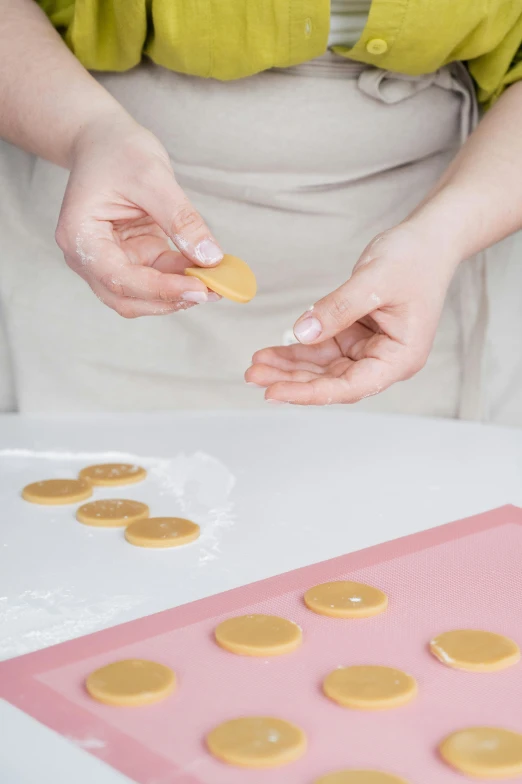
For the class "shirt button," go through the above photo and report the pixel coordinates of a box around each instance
[366,38,388,55]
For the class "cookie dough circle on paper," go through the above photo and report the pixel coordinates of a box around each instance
[76,499,150,527]
[314,771,408,784]
[430,630,520,672]
[124,517,200,548]
[440,727,522,779]
[79,463,147,487]
[304,581,388,618]
[323,665,417,710]
[86,659,176,707]
[206,717,306,768]
[185,254,257,303]
[215,614,303,657]
[22,478,92,505]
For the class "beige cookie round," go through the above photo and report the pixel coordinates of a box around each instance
[430,630,520,672]
[215,615,302,657]
[315,772,408,784]
[79,463,147,487]
[86,659,176,707]
[77,499,150,527]
[323,665,417,710]
[206,717,306,768]
[124,517,200,548]
[185,254,257,304]
[22,478,92,505]
[304,581,388,619]
[440,727,522,779]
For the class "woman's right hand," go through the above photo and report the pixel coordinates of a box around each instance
[56,112,223,317]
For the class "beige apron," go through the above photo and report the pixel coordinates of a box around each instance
[0,53,519,422]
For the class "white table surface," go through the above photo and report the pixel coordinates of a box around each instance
[1,410,521,783]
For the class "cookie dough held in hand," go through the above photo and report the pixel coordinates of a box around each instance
[185,254,257,304]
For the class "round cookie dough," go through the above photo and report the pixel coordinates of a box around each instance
[76,499,150,528]
[185,254,257,304]
[22,478,92,505]
[86,659,176,707]
[323,665,417,710]
[430,630,520,672]
[124,517,200,548]
[215,614,302,657]
[315,772,408,784]
[79,463,147,487]
[304,581,388,619]
[440,727,522,779]
[206,717,306,768]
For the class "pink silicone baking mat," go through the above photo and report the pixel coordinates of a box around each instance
[2,505,522,784]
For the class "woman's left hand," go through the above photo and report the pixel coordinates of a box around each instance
[245,223,461,405]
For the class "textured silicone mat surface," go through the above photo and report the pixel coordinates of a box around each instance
[1,506,521,784]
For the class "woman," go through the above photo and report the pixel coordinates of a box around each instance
[1,0,521,423]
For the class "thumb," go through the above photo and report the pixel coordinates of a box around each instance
[293,268,382,344]
[139,170,224,268]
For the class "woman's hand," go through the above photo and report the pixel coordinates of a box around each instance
[56,114,223,318]
[1,2,223,318]
[248,77,522,407]
[246,223,460,404]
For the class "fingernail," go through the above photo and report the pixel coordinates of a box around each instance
[195,239,224,266]
[246,381,262,388]
[294,317,322,343]
[182,290,208,303]
[207,292,221,302]
[266,399,288,406]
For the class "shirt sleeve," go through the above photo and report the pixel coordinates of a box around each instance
[36,0,147,72]
[469,20,522,108]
